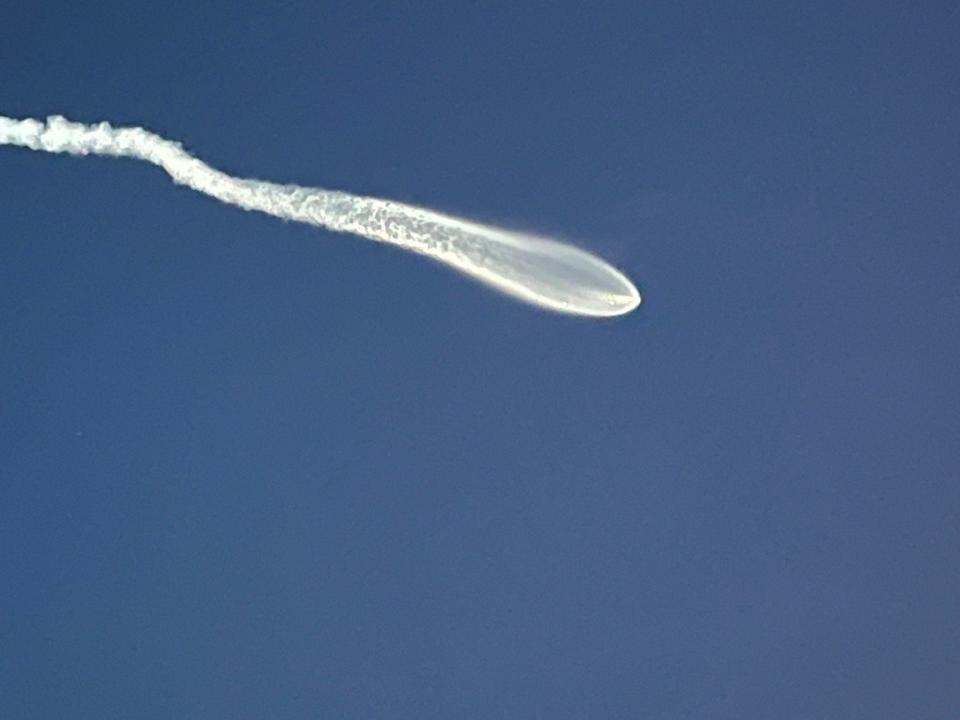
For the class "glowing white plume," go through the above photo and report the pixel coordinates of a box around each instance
[0,114,640,317]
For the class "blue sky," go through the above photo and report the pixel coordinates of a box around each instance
[2,2,959,718]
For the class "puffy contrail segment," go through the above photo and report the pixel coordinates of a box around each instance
[0,115,640,317]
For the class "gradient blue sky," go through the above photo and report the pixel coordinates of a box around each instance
[2,2,959,718]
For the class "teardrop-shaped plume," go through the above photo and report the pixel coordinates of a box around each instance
[0,114,640,317]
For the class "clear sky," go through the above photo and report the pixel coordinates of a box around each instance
[2,2,959,718]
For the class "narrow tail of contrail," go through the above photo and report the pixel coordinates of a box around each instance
[0,114,640,317]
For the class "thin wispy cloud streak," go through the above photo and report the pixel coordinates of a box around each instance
[0,114,640,316]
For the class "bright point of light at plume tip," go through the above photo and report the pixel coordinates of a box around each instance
[0,113,642,317]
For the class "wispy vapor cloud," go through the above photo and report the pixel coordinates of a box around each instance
[0,114,640,317]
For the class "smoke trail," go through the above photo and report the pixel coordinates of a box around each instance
[0,114,640,317]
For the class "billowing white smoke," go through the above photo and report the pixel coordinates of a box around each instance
[0,114,640,317]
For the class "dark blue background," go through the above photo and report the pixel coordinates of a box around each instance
[2,2,959,718]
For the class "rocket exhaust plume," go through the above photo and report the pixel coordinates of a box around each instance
[0,115,640,317]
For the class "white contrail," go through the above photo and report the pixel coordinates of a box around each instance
[0,114,640,317]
